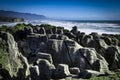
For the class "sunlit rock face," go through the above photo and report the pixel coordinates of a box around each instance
[0,32,30,79]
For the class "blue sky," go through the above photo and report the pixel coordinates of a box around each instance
[0,0,120,20]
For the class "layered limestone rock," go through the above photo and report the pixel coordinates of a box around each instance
[75,48,109,72]
[55,64,71,78]
[1,25,120,79]
[0,32,30,79]
[36,59,55,80]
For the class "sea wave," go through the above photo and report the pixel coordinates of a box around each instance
[40,20,120,34]
[0,20,120,34]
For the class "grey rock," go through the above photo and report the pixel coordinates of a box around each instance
[36,59,55,80]
[70,26,78,35]
[33,27,40,33]
[101,36,111,45]
[17,40,32,57]
[38,27,46,35]
[36,52,53,63]
[24,27,33,34]
[50,34,69,40]
[27,34,48,53]
[0,32,30,79]
[75,48,109,72]
[47,39,82,66]
[79,70,104,79]
[57,29,64,34]
[81,35,93,47]
[29,65,39,80]
[69,67,80,74]
[52,27,57,34]
[105,46,120,70]
[55,64,71,78]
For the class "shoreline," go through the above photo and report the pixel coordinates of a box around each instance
[0,23,120,79]
[0,20,120,35]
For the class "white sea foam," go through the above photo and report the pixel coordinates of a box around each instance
[40,20,120,34]
[0,20,120,34]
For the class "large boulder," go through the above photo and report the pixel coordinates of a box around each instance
[75,48,109,72]
[81,35,93,47]
[52,27,57,34]
[24,27,33,35]
[27,34,48,53]
[38,27,46,35]
[47,39,82,66]
[0,32,30,79]
[105,46,120,70]
[87,38,108,56]
[29,65,39,80]
[55,64,71,78]
[36,59,55,80]
[29,52,53,64]
[33,27,40,33]
[17,40,32,58]
[70,26,78,35]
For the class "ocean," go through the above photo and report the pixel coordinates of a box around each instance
[0,20,120,34]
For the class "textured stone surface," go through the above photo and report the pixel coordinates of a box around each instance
[55,64,71,78]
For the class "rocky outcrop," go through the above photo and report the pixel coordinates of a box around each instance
[29,65,39,80]
[104,46,120,70]
[55,64,71,79]
[36,59,55,80]
[0,25,120,79]
[79,70,105,79]
[0,31,30,79]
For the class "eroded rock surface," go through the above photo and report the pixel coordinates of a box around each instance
[0,25,120,79]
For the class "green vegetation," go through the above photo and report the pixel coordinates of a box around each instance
[0,39,8,68]
[89,72,120,80]
[0,23,29,34]
[39,24,55,30]
[39,24,64,30]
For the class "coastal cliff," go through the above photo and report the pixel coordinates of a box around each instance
[0,24,120,80]
[0,16,24,22]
